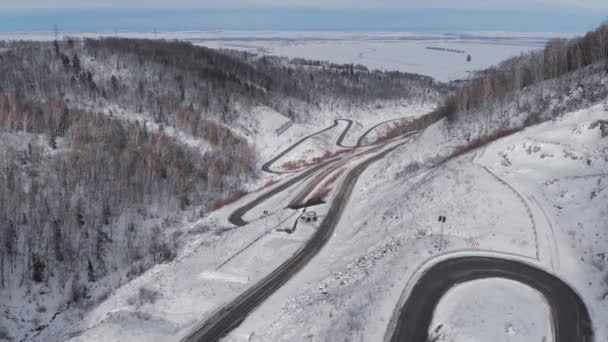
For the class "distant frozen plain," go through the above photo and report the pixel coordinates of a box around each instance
[2,30,575,81]
[190,31,576,81]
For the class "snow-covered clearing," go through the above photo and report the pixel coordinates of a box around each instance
[476,104,608,339]
[429,278,553,342]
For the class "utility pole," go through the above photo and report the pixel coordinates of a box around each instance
[277,210,284,229]
[438,215,447,250]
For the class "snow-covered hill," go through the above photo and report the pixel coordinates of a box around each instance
[2,28,606,342]
[228,102,607,342]
[0,37,442,342]
[47,105,432,342]
[51,95,608,342]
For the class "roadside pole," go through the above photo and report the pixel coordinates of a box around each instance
[438,215,447,250]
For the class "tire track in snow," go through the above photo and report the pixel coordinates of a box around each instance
[528,194,561,271]
[478,165,540,260]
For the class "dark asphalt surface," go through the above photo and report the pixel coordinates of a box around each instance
[182,140,409,342]
[263,116,410,174]
[288,144,385,208]
[389,257,594,342]
[335,119,354,148]
[287,160,345,208]
[230,119,356,225]
[228,159,338,226]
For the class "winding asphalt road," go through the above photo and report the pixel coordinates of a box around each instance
[335,119,354,148]
[356,117,406,147]
[262,116,407,174]
[182,112,596,342]
[388,257,594,342]
[182,137,411,342]
[183,113,592,342]
[261,120,340,174]
[230,120,413,227]
[228,159,338,226]
[287,144,386,208]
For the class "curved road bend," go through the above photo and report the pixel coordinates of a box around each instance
[287,159,345,209]
[335,119,354,148]
[261,120,341,175]
[182,140,411,342]
[288,143,387,208]
[228,159,339,226]
[235,118,384,226]
[388,257,594,342]
[357,117,407,147]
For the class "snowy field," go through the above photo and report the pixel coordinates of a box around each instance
[0,31,576,81]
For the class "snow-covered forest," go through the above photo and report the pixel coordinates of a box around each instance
[0,37,440,340]
[381,23,608,149]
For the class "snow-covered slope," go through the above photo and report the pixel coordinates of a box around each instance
[15,92,604,342]
[37,99,429,342]
[44,98,606,342]
[223,103,607,341]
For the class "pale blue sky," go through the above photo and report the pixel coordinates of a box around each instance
[1,0,607,11]
[0,1,606,33]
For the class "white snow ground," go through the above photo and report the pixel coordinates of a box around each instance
[428,278,553,342]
